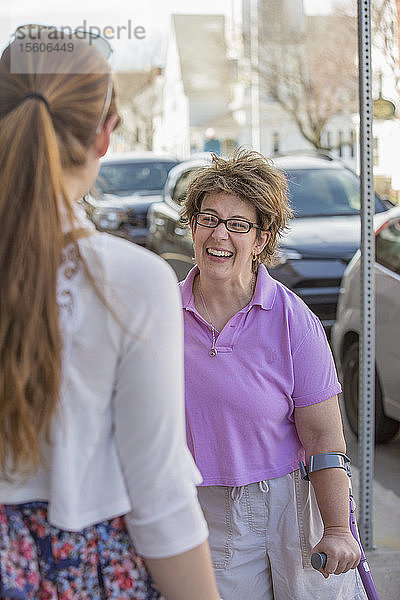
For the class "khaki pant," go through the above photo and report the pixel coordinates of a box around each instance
[198,471,367,600]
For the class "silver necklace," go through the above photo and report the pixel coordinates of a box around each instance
[198,281,218,357]
[198,274,256,358]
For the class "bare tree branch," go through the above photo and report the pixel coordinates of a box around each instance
[371,0,400,94]
[246,8,358,150]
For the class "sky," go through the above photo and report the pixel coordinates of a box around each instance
[0,0,347,69]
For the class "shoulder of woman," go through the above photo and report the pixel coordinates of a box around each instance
[79,232,178,294]
[272,276,325,337]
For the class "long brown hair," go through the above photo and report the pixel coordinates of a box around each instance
[0,31,117,478]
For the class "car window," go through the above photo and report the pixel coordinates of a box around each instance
[285,168,387,217]
[376,218,400,276]
[93,161,177,197]
[172,168,203,205]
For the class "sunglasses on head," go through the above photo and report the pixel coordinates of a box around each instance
[11,24,114,134]
[13,24,113,61]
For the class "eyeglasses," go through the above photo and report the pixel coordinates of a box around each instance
[95,78,113,134]
[11,24,114,133]
[194,212,263,234]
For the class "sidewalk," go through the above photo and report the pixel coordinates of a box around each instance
[351,466,400,600]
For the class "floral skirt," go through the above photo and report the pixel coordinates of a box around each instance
[0,502,162,599]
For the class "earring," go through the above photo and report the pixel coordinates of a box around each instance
[252,252,258,262]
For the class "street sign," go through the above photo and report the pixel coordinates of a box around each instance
[373,97,396,120]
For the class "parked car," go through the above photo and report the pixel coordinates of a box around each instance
[147,156,211,279]
[81,152,178,245]
[332,205,400,442]
[147,153,390,328]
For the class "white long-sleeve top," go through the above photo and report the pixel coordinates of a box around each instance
[0,228,208,559]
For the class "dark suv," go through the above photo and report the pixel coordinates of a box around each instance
[147,154,390,330]
[82,152,178,246]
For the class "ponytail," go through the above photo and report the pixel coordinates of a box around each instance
[0,97,66,478]
[0,34,115,478]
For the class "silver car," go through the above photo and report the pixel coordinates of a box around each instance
[332,205,400,442]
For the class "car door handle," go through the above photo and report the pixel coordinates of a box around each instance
[174,227,187,236]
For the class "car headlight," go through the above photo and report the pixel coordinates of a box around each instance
[92,208,121,230]
[276,248,303,265]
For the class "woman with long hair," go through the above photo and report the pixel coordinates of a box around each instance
[0,25,220,600]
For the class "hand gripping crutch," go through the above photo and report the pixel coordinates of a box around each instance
[300,453,380,600]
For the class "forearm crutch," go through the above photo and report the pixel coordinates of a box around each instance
[300,453,380,600]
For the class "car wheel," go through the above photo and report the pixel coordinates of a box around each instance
[342,342,400,443]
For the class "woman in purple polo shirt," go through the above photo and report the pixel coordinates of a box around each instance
[179,149,367,600]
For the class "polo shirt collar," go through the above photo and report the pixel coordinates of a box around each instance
[180,264,276,311]
[251,264,277,310]
[180,266,199,311]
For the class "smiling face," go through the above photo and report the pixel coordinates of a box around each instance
[191,192,269,285]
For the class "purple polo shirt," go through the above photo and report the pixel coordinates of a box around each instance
[180,265,341,486]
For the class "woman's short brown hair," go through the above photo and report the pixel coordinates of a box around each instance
[182,148,293,267]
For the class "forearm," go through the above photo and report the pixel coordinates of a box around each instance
[296,397,350,531]
[295,397,362,574]
[308,467,350,532]
[304,448,361,576]
[302,427,349,532]
[308,465,361,576]
[145,541,220,600]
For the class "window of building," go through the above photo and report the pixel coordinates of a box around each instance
[373,137,379,166]
[326,131,332,150]
[350,130,355,158]
[272,132,280,155]
[338,131,343,157]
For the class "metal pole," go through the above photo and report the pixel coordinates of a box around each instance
[250,0,261,151]
[357,0,375,551]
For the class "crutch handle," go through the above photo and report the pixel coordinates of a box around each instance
[311,552,327,570]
